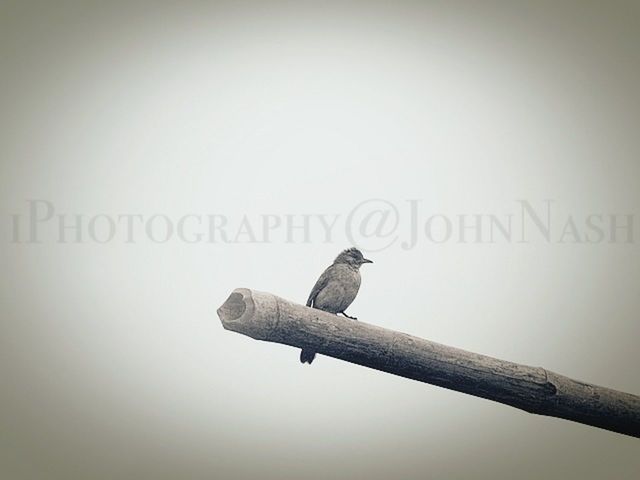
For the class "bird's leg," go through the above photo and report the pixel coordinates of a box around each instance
[340,311,358,320]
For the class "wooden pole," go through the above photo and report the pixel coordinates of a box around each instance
[217,288,640,438]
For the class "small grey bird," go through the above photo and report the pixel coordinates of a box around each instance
[300,248,373,364]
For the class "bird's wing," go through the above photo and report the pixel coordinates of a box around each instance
[306,267,333,307]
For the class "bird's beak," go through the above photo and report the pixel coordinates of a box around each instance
[363,258,373,264]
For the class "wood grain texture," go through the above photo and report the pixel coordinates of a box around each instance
[217,288,640,438]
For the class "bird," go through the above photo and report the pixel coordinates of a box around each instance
[300,247,373,364]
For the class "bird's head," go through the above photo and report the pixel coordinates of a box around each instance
[334,248,373,268]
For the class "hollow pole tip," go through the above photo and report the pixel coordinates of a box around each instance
[217,288,251,326]
[217,288,281,341]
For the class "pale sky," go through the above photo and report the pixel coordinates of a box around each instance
[1,2,639,479]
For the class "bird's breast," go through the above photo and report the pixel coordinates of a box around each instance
[313,264,361,313]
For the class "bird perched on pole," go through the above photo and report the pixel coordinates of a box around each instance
[300,248,373,364]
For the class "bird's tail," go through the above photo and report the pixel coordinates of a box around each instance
[300,349,316,364]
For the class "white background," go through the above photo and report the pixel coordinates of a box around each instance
[1,2,639,479]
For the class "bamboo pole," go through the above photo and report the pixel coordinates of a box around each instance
[217,288,640,438]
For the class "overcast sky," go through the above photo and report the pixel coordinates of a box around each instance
[1,2,639,479]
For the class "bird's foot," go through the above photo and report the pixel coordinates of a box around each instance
[340,312,358,320]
